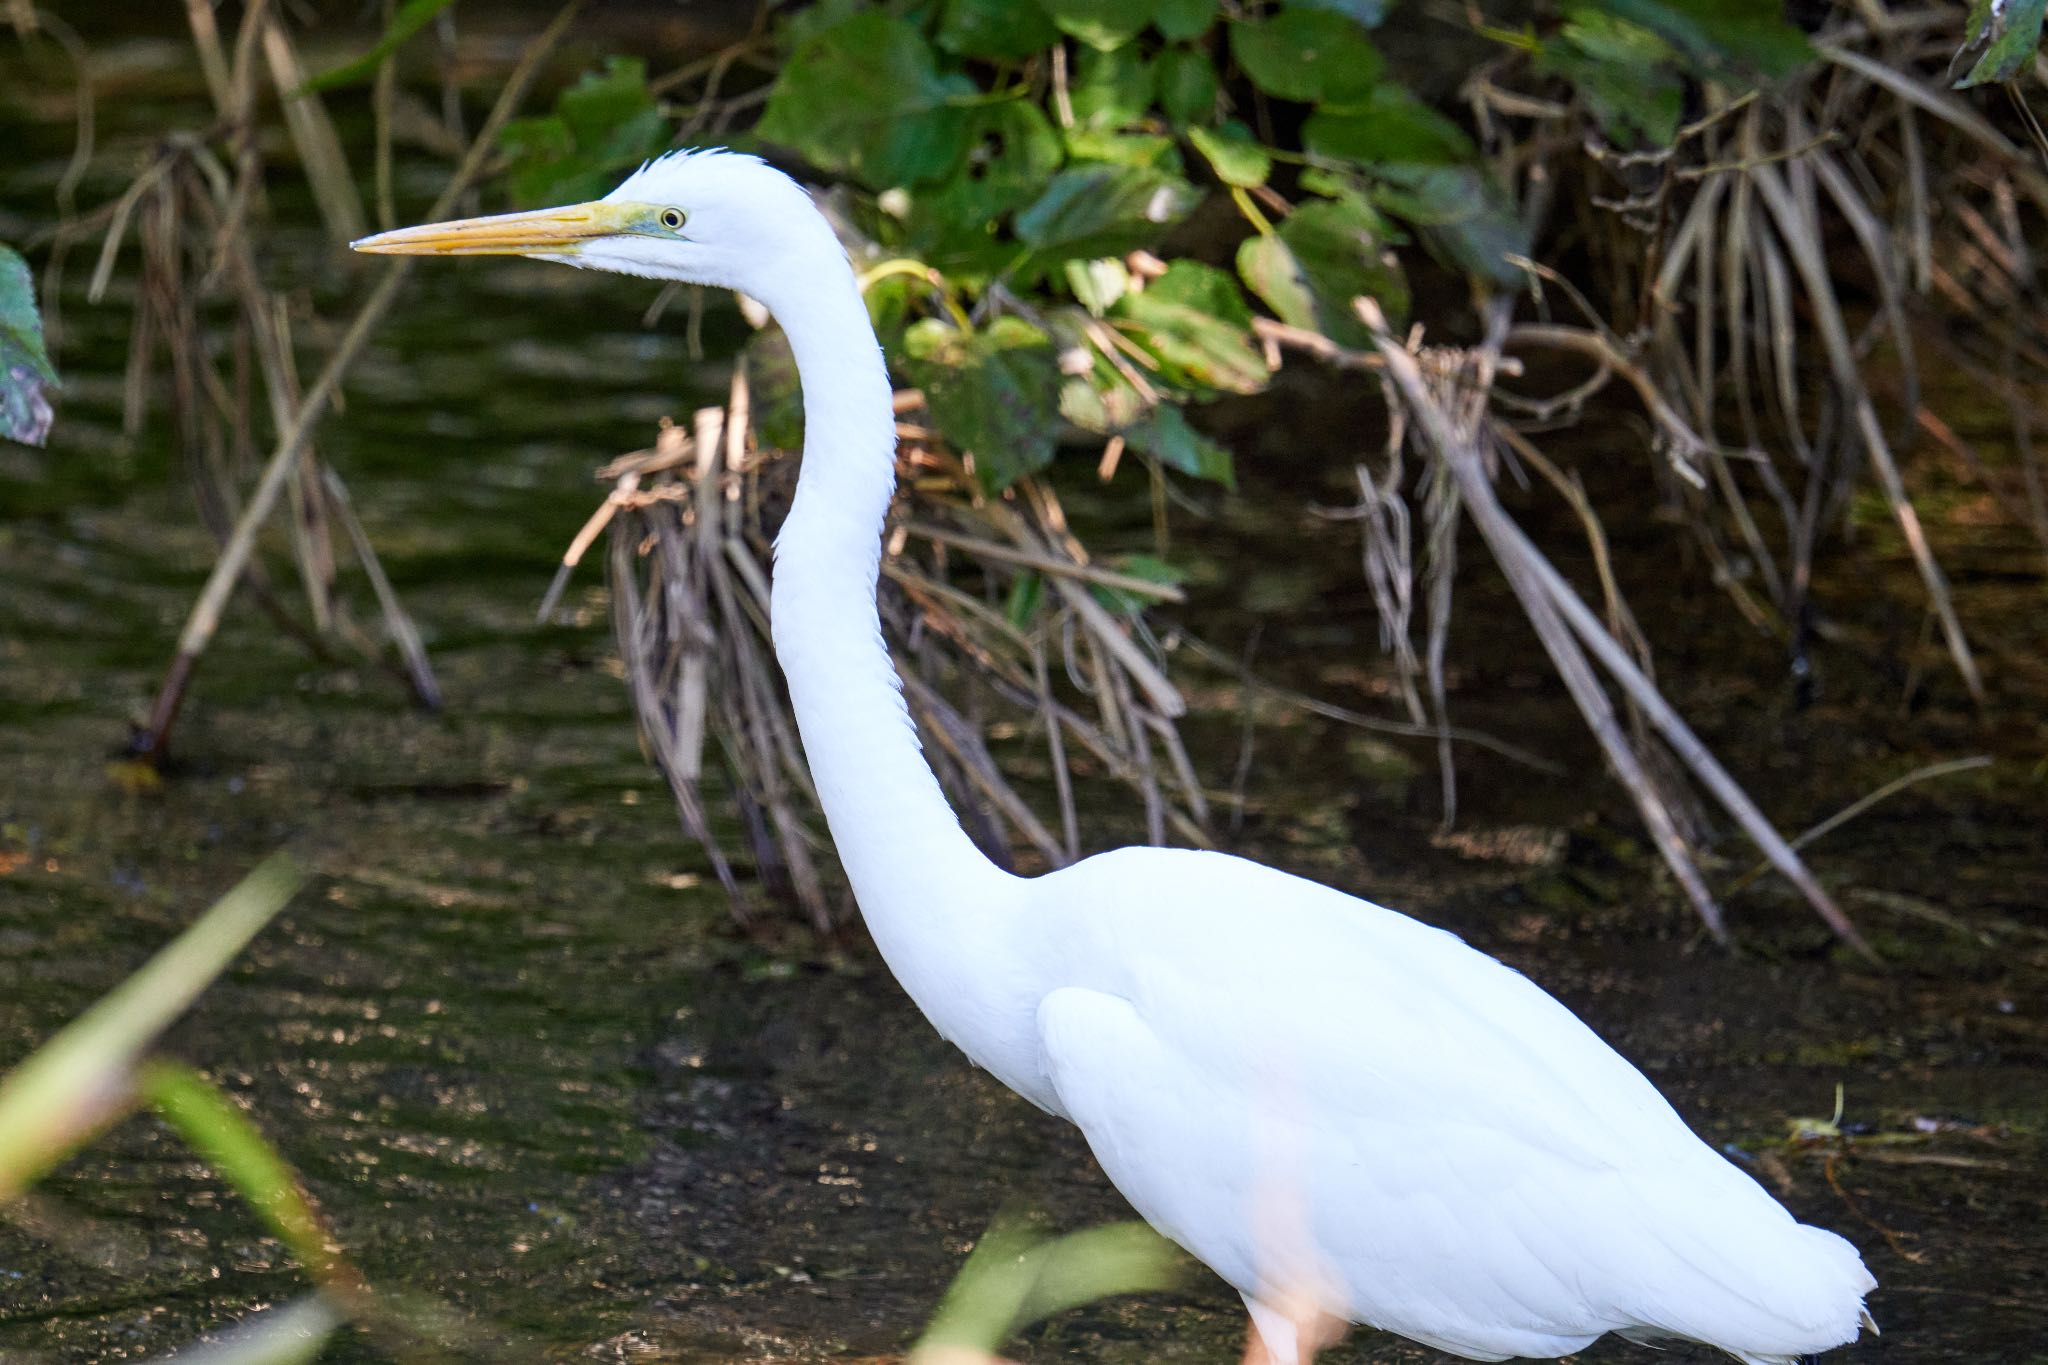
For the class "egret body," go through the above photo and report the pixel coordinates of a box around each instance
[355,151,1876,1364]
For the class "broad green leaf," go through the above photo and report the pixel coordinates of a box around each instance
[1956,0,2048,86]
[757,12,976,187]
[903,317,1063,491]
[1146,259,1253,328]
[1016,165,1195,265]
[1072,44,1154,128]
[1,244,57,447]
[1229,11,1382,103]
[1304,84,1475,164]
[1539,9,1684,145]
[302,0,459,92]
[1278,196,1409,340]
[1042,0,1151,50]
[1061,129,1181,169]
[1152,0,1218,40]
[1155,45,1220,123]
[1118,278,1268,395]
[1126,406,1235,487]
[1189,121,1271,188]
[1237,232,1320,331]
[910,101,1062,269]
[498,58,672,206]
[937,0,1061,61]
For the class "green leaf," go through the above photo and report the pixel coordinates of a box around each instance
[1060,370,1149,431]
[1189,121,1271,188]
[1146,258,1253,327]
[1072,44,1154,128]
[1117,269,1268,395]
[498,58,672,206]
[1229,10,1382,103]
[937,0,1061,61]
[745,328,806,451]
[1126,405,1235,487]
[757,12,976,187]
[1016,165,1195,266]
[909,100,1063,269]
[1373,164,1529,286]
[903,316,1063,491]
[1594,0,1810,79]
[1043,0,1151,50]
[0,244,58,447]
[1539,9,1685,145]
[1956,0,2048,86]
[1155,45,1221,123]
[1279,196,1409,340]
[1304,84,1475,164]
[1237,232,1319,331]
[1152,0,1218,41]
[1065,257,1132,314]
[302,0,459,92]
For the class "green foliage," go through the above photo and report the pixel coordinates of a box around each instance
[1955,0,2048,86]
[488,0,1823,512]
[498,58,672,207]
[0,244,57,447]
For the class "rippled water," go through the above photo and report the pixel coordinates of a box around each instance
[3,15,2046,1364]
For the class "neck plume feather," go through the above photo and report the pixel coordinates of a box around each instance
[762,244,1011,936]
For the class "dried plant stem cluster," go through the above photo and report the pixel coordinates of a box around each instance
[556,368,1212,929]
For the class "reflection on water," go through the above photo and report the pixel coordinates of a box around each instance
[3,20,2046,1365]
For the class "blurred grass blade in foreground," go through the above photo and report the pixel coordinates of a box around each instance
[0,855,302,1198]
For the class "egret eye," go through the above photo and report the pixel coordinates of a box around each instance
[658,208,687,231]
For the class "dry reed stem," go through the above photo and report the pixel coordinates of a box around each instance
[125,0,585,760]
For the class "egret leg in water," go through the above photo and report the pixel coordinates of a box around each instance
[355,151,1878,1364]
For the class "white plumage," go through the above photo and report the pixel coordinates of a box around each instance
[355,150,1877,1364]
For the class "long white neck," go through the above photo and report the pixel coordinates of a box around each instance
[760,241,1037,1068]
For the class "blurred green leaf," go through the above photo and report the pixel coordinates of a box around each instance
[1373,164,1528,286]
[1304,84,1475,164]
[911,101,1063,269]
[936,0,1061,61]
[1956,0,2047,86]
[302,0,459,92]
[1127,406,1234,487]
[1118,263,1268,394]
[1189,121,1271,188]
[1155,45,1220,123]
[1072,44,1154,128]
[1279,195,1410,340]
[1065,257,1131,315]
[1060,369,1148,432]
[745,328,806,451]
[498,58,672,206]
[1237,232,1319,331]
[0,857,300,1199]
[1539,9,1685,145]
[904,317,1062,490]
[914,1216,1185,1360]
[1042,0,1150,50]
[757,12,976,187]
[1,244,57,447]
[1152,0,1217,41]
[143,1063,346,1285]
[1230,10,1382,102]
[1592,0,1809,79]
[1016,165,1195,266]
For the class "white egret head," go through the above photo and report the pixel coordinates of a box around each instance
[352,149,839,313]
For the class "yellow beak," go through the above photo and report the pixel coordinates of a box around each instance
[351,202,627,256]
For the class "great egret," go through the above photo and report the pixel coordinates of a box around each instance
[355,151,1877,1364]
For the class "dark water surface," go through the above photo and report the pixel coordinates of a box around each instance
[3,18,2046,1365]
